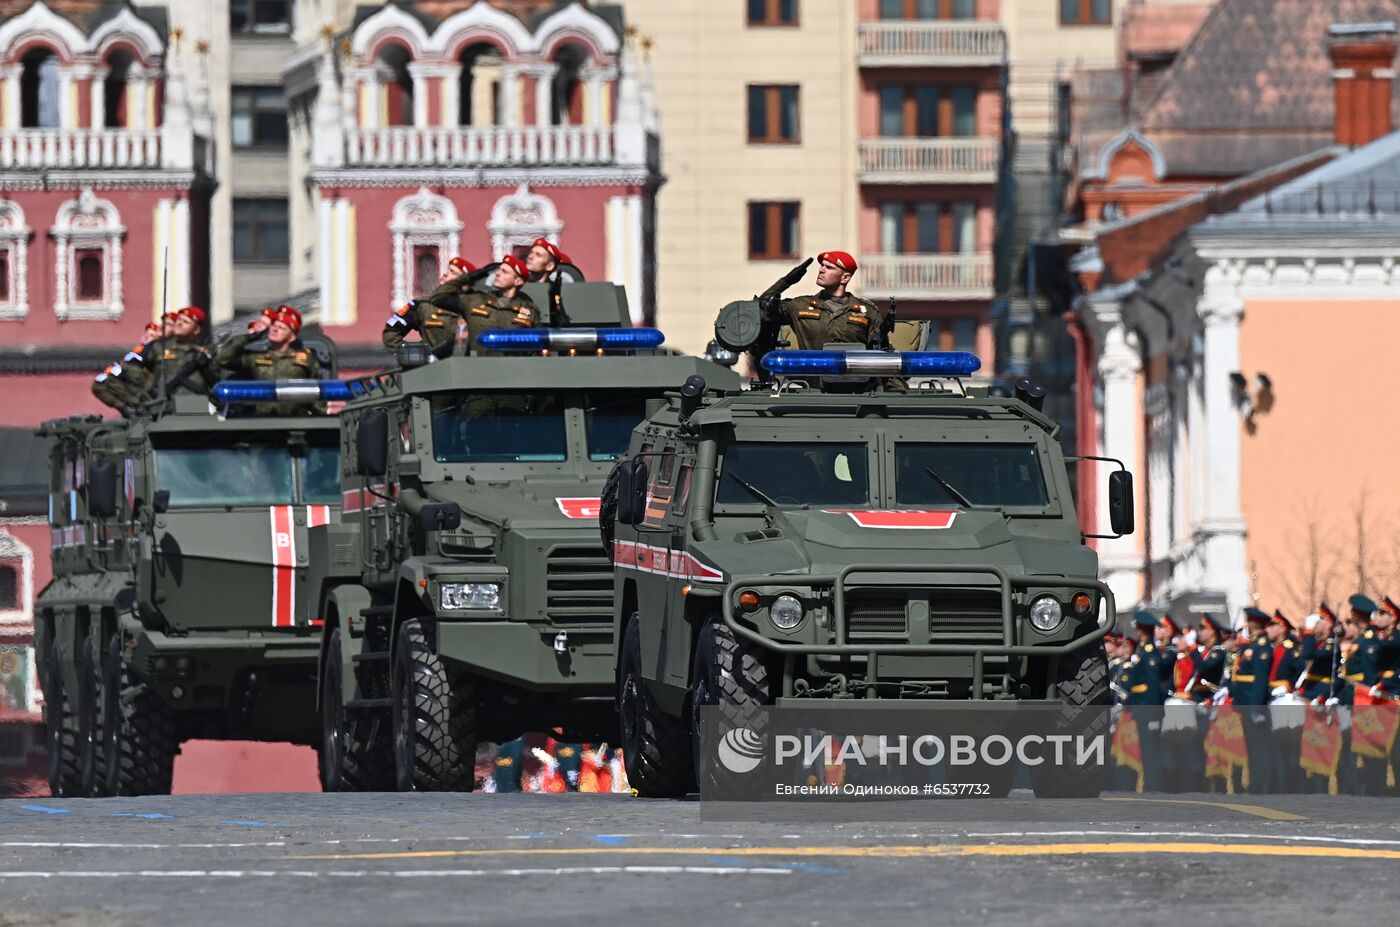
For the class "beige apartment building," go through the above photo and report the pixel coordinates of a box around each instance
[627,0,1215,359]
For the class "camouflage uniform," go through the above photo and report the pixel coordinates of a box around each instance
[92,338,156,414]
[425,277,539,355]
[214,333,324,416]
[133,338,218,398]
[759,277,885,350]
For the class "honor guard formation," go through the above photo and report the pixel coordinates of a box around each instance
[1106,594,1400,795]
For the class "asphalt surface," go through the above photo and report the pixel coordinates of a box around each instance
[2,791,1398,926]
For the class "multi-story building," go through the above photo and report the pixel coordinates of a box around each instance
[283,0,659,350]
[624,0,1006,360]
[0,0,215,785]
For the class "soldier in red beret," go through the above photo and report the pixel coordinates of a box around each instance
[215,305,323,413]
[129,306,217,399]
[416,254,539,357]
[523,237,582,284]
[758,250,885,350]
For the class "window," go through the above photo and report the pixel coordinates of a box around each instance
[747,85,800,143]
[231,0,292,33]
[19,49,60,128]
[881,0,974,19]
[0,565,16,610]
[879,201,945,254]
[412,245,440,297]
[717,442,868,507]
[1061,0,1111,25]
[877,84,977,137]
[748,0,798,26]
[303,443,342,505]
[0,199,25,318]
[231,86,288,147]
[430,393,567,463]
[951,317,976,353]
[0,251,8,302]
[748,202,800,260]
[672,466,693,515]
[232,198,289,263]
[584,392,654,461]
[895,444,1048,507]
[154,444,339,508]
[952,201,977,253]
[75,249,104,302]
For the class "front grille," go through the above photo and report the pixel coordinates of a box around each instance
[545,545,614,626]
[928,590,1003,641]
[848,595,908,641]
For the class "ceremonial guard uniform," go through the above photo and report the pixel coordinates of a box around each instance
[1231,608,1276,793]
[136,307,217,397]
[215,307,323,416]
[1122,613,1166,791]
[1267,610,1307,792]
[1338,595,1385,794]
[393,254,537,357]
[492,738,525,793]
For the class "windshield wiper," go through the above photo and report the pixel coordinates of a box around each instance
[728,472,779,507]
[924,467,974,508]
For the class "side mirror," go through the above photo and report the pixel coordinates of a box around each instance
[1108,470,1134,536]
[87,460,119,518]
[356,408,389,477]
[616,458,649,526]
[152,490,170,515]
[419,501,462,532]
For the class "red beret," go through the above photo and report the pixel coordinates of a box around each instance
[274,305,302,333]
[556,250,573,265]
[818,250,858,273]
[448,256,476,274]
[531,238,563,262]
[500,254,528,278]
[178,306,206,325]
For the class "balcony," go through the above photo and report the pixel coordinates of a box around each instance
[858,21,1007,67]
[345,125,616,167]
[858,254,994,300]
[859,138,999,184]
[0,129,162,170]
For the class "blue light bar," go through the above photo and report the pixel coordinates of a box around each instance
[476,327,665,353]
[760,350,982,378]
[212,380,354,403]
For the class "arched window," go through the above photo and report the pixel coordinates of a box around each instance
[377,43,414,127]
[103,50,133,128]
[550,44,587,126]
[457,42,502,127]
[388,187,462,307]
[487,184,562,261]
[0,201,30,320]
[0,529,33,623]
[19,48,61,128]
[51,189,124,320]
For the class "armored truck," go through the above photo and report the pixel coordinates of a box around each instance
[36,390,343,796]
[607,348,1134,797]
[310,283,740,792]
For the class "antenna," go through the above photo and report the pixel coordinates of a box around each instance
[160,245,171,399]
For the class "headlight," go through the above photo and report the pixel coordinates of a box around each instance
[770,594,804,631]
[1029,596,1063,632]
[440,582,501,611]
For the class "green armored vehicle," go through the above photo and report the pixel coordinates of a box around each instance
[607,348,1135,797]
[310,283,740,791]
[36,380,343,797]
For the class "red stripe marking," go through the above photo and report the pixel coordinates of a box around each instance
[612,539,724,583]
[271,506,296,628]
[824,509,959,529]
[556,497,601,520]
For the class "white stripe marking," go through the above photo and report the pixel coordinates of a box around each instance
[962,830,1400,847]
[0,866,792,880]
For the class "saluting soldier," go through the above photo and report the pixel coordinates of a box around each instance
[136,306,217,397]
[215,306,323,416]
[92,318,170,415]
[383,257,481,357]
[759,251,886,350]
[427,254,538,356]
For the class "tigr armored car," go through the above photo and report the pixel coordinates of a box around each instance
[607,349,1135,797]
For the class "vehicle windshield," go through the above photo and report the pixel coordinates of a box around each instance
[430,392,566,463]
[584,391,653,461]
[895,443,1048,507]
[715,442,868,506]
[155,441,341,507]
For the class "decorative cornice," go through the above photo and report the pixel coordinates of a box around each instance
[0,170,199,192]
[308,166,655,189]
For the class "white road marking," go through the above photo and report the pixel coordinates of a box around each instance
[963,830,1400,847]
[0,842,287,849]
[0,866,792,880]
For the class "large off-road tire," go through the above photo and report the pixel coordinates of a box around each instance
[691,617,772,796]
[45,639,82,798]
[319,627,393,792]
[618,615,693,797]
[1032,642,1111,799]
[391,619,477,792]
[598,462,621,551]
[78,629,112,796]
[102,631,178,796]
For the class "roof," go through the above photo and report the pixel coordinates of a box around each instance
[1073,0,1400,180]
[351,1,621,35]
[0,1,167,38]
[1203,129,1400,229]
[1141,0,1400,133]
[0,427,51,516]
[1123,4,1213,60]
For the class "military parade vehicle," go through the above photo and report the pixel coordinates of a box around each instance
[36,341,344,796]
[309,282,740,791]
[606,348,1135,797]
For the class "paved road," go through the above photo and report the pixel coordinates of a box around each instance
[2,792,1398,926]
